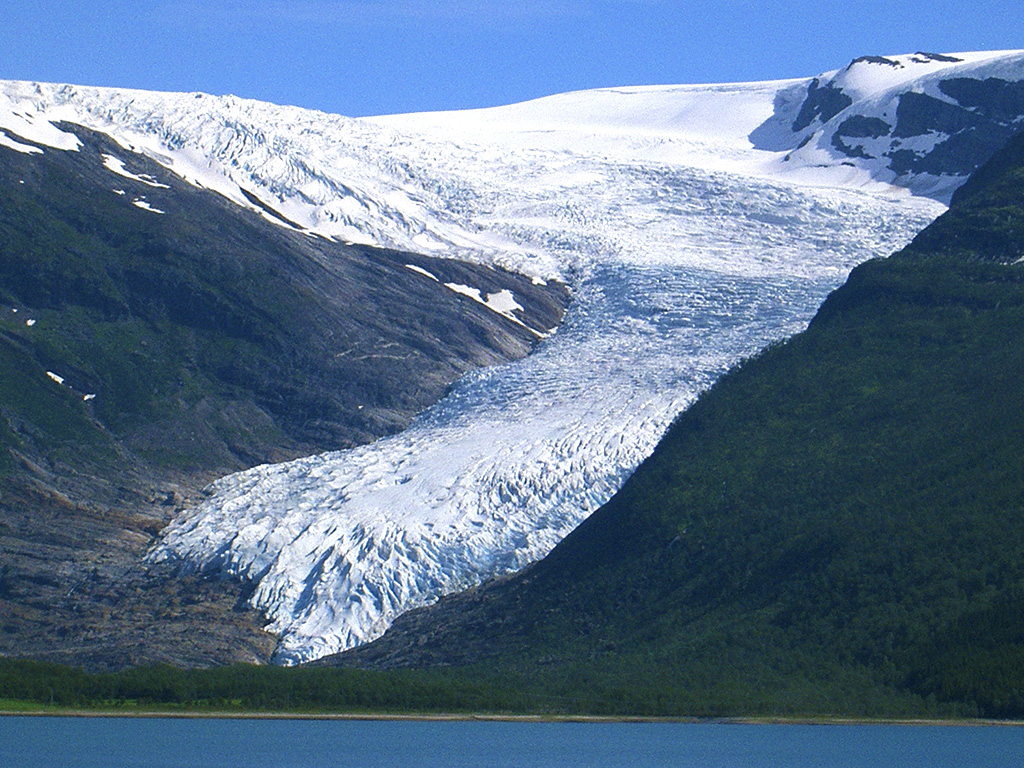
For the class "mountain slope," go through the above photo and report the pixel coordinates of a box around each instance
[150,51,1024,664]
[327,128,1024,718]
[0,118,566,669]
[4,49,1024,668]
[750,50,1024,200]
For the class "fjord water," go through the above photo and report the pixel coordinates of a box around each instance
[3,718,1022,768]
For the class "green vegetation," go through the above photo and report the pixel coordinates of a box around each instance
[0,657,609,716]
[0,128,348,476]
[5,125,1024,720]
[320,130,1024,718]
[0,656,957,718]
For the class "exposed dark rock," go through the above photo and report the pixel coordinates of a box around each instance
[939,77,1024,122]
[891,91,986,139]
[912,52,964,64]
[851,55,903,68]
[830,133,873,159]
[834,115,892,139]
[881,91,1022,180]
[887,125,1017,178]
[829,113,893,160]
[0,120,569,670]
[791,79,853,132]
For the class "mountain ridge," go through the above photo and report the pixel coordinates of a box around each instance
[3,50,1024,669]
[323,127,1024,718]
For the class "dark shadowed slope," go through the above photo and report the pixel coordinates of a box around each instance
[328,130,1024,719]
[0,122,567,669]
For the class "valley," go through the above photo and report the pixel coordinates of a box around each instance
[2,49,1024,674]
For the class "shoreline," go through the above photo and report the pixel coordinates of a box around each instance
[2,708,1022,726]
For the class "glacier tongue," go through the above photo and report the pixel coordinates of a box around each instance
[152,165,941,663]
[5,66,965,663]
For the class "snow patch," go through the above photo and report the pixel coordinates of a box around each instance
[412,232,447,250]
[0,130,43,155]
[0,86,82,151]
[101,154,171,188]
[404,264,439,281]
[483,289,523,317]
[444,282,484,303]
[132,199,165,214]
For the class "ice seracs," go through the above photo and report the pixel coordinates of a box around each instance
[4,51,1024,663]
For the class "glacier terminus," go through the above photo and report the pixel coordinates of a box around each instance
[4,50,1023,663]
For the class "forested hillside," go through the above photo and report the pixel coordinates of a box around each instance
[328,129,1024,718]
[0,121,566,669]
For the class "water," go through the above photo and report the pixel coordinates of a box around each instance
[2,717,1021,768]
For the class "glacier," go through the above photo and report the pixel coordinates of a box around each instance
[3,50,1023,663]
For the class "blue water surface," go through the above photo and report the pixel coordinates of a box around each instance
[1,717,1021,768]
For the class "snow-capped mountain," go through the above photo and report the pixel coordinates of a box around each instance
[4,50,1023,664]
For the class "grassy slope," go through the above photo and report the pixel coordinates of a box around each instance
[4,132,1024,718]
[323,130,1024,718]
[0,123,563,480]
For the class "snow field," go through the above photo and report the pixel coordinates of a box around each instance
[9,55,1013,661]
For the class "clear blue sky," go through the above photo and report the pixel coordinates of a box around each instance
[2,1,1021,117]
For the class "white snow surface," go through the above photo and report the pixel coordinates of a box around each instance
[4,52,1022,663]
[0,130,43,155]
[132,199,165,214]
[102,153,171,188]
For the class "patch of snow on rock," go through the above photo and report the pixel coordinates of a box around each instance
[101,153,171,188]
[0,130,43,155]
[132,199,165,214]
[404,264,439,281]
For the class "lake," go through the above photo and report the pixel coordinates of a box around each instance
[1,717,1021,767]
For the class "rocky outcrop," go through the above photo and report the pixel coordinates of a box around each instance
[0,121,568,670]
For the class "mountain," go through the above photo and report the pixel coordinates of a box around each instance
[0,107,566,668]
[751,51,1024,200]
[2,49,1024,668]
[326,127,1024,718]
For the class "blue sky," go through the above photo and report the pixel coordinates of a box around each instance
[2,1,1021,116]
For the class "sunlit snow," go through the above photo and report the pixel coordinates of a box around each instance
[0,130,43,155]
[404,264,439,281]
[132,199,165,214]
[3,51,1022,663]
[102,153,171,188]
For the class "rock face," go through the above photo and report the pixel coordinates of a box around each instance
[0,119,567,669]
[750,51,1024,201]
[4,49,1024,669]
